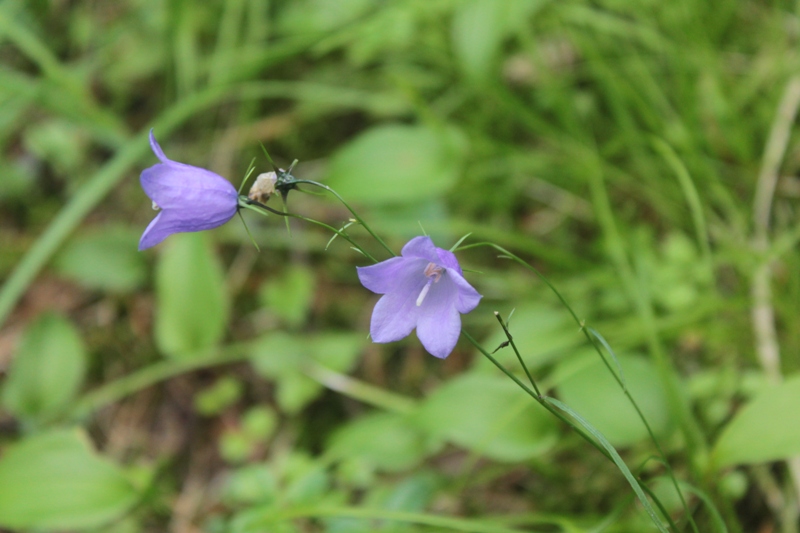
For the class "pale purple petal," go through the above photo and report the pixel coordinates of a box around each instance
[416,275,461,358]
[401,236,440,263]
[139,212,166,250]
[368,260,428,342]
[138,133,239,250]
[435,247,461,274]
[140,164,237,210]
[357,236,482,359]
[149,130,169,164]
[370,291,420,343]
[448,269,482,313]
[357,257,422,294]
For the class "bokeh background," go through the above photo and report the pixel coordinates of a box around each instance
[1,0,800,531]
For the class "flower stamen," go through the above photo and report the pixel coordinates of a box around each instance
[417,262,444,306]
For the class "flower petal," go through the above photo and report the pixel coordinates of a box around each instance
[415,275,461,358]
[367,260,428,343]
[447,269,482,314]
[370,292,420,343]
[435,247,461,274]
[149,130,169,164]
[138,211,166,250]
[400,236,440,263]
[140,163,238,211]
[357,257,421,295]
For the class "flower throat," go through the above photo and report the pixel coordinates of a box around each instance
[416,262,444,306]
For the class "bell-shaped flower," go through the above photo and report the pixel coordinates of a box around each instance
[138,130,239,250]
[357,236,482,358]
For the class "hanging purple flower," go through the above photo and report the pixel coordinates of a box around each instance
[357,236,482,358]
[138,130,239,250]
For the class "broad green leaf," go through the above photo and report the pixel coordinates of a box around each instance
[276,372,322,414]
[249,332,364,413]
[325,124,464,205]
[55,226,146,292]
[155,232,229,358]
[554,352,672,446]
[451,0,506,81]
[712,374,800,468]
[0,429,137,530]
[260,266,316,328]
[2,313,86,424]
[413,373,557,462]
[452,0,543,81]
[327,412,431,472]
[23,119,88,176]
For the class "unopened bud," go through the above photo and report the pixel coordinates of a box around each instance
[248,172,278,203]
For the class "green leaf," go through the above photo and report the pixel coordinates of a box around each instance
[327,412,431,472]
[194,376,244,416]
[249,332,364,413]
[451,0,505,81]
[712,374,800,468]
[554,352,672,446]
[55,226,146,292]
[413,373,557,462]
[260,266,316,328]
[325,125,463,205]
[155,232,229,358]
[451,0,542,81]
[2,313,86,424]
[0,429,138,530]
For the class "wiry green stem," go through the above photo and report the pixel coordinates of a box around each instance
[239,199,378,263]
[458,241,698,533]
[462,331,612,463]
[288,179,396,258]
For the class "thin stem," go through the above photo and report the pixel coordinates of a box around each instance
[288,179,396,258]
[458,241,698,532]
[235,505,531,533]
[68,345,251,421]
[463,331,612,462]
[493,311,540,397]
[750,74,800,518]
[240,199,378,263]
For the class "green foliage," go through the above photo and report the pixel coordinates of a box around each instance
[325,125,465,205]
[555,351,672,446]
[55,226,147,292]
[327,411,433,473]
[250,332,364,413]
[2,313,86,425]
[1,0,799,530]
[452,0,542,82]
[0,429,137,530]
[712,374,800,468]
[477,303,581,371]
[414,373,557,462]
[195,376,244,415]
[260,265,316,328]
[155,232,229,358]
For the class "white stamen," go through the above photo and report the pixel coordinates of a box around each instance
[151,201,160,211]
[416,262,445,306]
[416,280,433,306]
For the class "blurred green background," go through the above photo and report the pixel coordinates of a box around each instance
[1,0,800,531]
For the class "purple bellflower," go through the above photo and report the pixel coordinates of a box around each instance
[357,236,482,358]
[138,131,239,250]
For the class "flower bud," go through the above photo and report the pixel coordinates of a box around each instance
[248,172,278,203]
